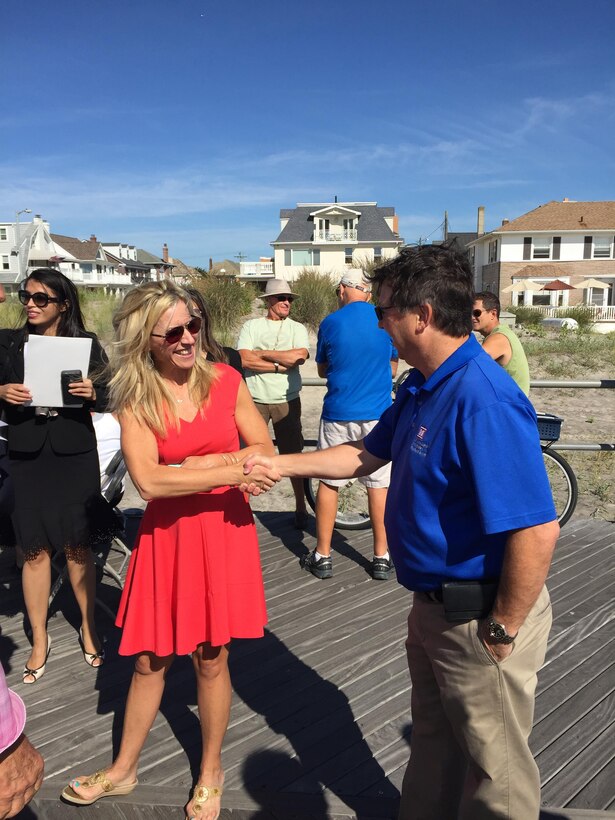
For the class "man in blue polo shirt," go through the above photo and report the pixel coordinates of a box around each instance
[302,269,398,581]
[244,244,559,819]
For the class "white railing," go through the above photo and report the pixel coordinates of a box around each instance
[239,261,274,278]
[314,230,357,242]
[522,305,615,321]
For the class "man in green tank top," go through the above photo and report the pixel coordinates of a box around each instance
[473,292,531,395]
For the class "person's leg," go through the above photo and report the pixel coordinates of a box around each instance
[185,643,231,820]
[68,652,174,799]
[315,481,339,557]
[21,549,52,676]
[366,486,388,557]
[65,547,103,663]
[398,598,466,820]
[272,399,306,516]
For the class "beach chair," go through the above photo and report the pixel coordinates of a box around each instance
[48,450,131,619]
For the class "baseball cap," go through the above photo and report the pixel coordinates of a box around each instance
[338,270,371,292]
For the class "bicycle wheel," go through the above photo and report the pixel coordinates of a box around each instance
[303,477,371,530]
[542,447,578,527]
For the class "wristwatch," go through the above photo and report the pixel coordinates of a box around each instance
[486,618,517,644]
[273,362,279,373]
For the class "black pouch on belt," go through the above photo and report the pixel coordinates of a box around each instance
[441,580,498,623]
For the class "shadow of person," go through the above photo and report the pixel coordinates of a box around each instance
[243,750,329,819]
[231,628,397,819]
[253,510,376,578]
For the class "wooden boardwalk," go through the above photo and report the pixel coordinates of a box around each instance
[1,514,613,819]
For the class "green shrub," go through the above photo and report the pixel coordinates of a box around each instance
[289,268,338,331]
[555,305,594,330]
[192,275,256,345]
[78,288,121,344]
[505,305,542,327]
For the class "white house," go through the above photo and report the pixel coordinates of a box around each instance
[271,201,403,281]
[468,200,615,310]
[1,215,60,289]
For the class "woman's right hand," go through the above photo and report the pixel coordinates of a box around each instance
[0,383,32,405]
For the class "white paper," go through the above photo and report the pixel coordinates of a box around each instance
[23,335,93,407]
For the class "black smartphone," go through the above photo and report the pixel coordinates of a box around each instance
[60,369,83,406]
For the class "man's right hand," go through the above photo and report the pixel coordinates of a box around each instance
[0,734,44,818]
[0,384,32,405]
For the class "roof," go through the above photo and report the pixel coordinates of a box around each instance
[209,259,240,275]
[509,264,570,278]
[136,248,166,266]
[103,249,149,271]
[487,200,615,234]
[167,256,199,280]
[51,233,105,262]
[274,203,400,243]
[433,232,478,249]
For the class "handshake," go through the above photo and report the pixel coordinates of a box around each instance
[239,455,283,496]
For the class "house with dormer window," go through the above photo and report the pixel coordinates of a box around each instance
[468,200,615,309]
[272,201,403,281]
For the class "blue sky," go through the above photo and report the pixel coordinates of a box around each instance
[2,0,614,266]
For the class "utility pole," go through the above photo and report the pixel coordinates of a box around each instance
[235,251,247,263]
[443,211,449,241]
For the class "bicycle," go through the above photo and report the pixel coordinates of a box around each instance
[536,413,578,527]
[302,369,414,530]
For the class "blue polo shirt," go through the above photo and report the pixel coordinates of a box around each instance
[316,301,397,421]
[363,335,556,592]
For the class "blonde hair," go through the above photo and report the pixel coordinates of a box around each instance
[108,280,218,436]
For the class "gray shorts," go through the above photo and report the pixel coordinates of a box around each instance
[317,419,391,489]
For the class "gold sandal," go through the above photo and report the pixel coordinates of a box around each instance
[189,784,223,816]
[61,770,138,805]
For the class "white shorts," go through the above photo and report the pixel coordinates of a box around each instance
[317,419,391,489]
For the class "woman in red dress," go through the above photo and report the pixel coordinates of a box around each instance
[62,281,276,820]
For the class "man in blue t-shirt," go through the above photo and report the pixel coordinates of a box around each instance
[302,270,398,581]
[244,245,559,819]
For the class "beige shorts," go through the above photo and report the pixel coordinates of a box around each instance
[317,419,391,489]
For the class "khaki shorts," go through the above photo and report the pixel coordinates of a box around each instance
[317,419,391,489]
[255,397,303,454]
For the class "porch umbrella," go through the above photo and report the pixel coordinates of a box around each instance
[501,280,542,293]
[541,279,576,291]
[575,278,611,290]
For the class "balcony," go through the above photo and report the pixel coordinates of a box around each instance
[239,261,274,279]
[314,230,357,243]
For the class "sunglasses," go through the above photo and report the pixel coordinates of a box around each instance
[151,316,202,344]
[472,309,487,318]
[273,294,294,303]
[374,304,396,321]
[18,289,62,308]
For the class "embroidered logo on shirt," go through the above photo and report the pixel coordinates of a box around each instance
[411,426,429,457]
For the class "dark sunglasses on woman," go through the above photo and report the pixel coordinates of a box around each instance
[151,316,202,345]
[18,290,62,308]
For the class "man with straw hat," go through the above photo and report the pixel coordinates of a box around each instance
[238,279,310,528]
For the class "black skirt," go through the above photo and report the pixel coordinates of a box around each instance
[9,438,116,554]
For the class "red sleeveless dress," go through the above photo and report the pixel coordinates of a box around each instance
[115,364,267,656]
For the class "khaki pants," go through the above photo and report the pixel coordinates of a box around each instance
[398,586,552,820]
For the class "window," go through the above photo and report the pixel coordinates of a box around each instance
[373,246,382,262]
[286,249,320,266]
[488,240,498,264]
[593,237,612,258]
[0,228,7,241]
[345,247,353,264]
[532,237,550,259]
[1,255,9,270]
[318,218,330,231]
[468,246,476,266]
[343,218,354,231]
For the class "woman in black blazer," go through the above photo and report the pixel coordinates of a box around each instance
[0,269,113,684]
